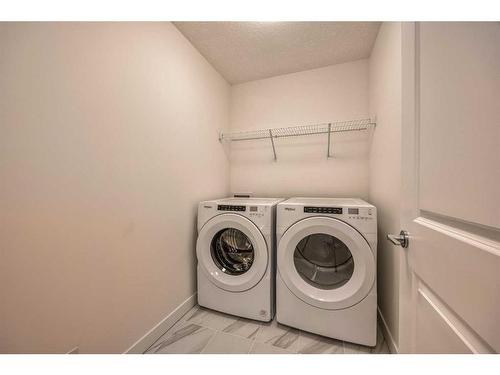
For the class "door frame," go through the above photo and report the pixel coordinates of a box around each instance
[398,21,419,354]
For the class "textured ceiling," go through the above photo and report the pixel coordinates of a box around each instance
[174,22,381,84]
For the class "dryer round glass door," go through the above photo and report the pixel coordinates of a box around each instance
[277,216,375,310]
[294,233,354,290]
[211,228,254,275]
[197,213,268,292]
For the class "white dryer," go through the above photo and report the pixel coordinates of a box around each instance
[276,197,377,346]
[196,197,283,322]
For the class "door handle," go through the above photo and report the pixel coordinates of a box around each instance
[386,230,409,248]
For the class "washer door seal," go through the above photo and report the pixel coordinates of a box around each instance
[278,216,375,310]
[197,213,268,292]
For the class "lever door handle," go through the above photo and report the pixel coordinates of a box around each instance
[386,230,409,248]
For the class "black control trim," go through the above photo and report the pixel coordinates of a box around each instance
[218,205,246,212]
[304,206,343,214]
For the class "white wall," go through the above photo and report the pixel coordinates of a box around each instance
[368,22,402,352]
[229,60,370,199]
[0,22,229,353]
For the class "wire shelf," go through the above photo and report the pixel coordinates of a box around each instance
[219,118,376,160]
[220,118,374,142]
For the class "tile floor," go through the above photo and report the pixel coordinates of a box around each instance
[144,305,391,354]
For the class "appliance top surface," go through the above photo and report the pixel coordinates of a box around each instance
[283,197,374,208]
[210,197,285,206]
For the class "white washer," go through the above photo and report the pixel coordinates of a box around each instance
[276,197,377,346]
[196,197,284,321]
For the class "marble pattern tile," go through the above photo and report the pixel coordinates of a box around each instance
[296,331,344,354]
[343,326,390,354]
[145,305,392,355]
[254,319,300,352]
[201,332,254,354]
[221,317,262,340]
[184,306,239,331]
[181,305,206,321]
[343,341,390,354]
[249,341,294,354]
[145,321,215,354]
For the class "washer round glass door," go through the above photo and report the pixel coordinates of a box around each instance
[211,228,254,275]
[197,213,268,292]
[278,216,375,310]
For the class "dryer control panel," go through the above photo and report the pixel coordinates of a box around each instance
[304,206,342,214]
[218,205,246,212]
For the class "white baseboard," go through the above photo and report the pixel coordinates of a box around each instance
[124,293,197,354]
[377,306,399,354]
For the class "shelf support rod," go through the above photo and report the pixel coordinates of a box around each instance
[327,123,332,158]
[269,129,277,161]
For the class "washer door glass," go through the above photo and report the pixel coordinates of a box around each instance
[294,233,354,290]
[211,228,254,275]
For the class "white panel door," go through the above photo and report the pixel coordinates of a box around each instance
[399,22,500,354]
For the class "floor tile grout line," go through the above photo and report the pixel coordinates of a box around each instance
[219,327,262,342]
[247,339,256,354]
[201,330,256,354]
[144,306,206,353]
[186,318,263,341]
[199,330,219,354]
[145,323,216,354]
[210,329,260,344]
[185,312,266,342]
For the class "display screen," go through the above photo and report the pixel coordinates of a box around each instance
[218,205,246,212]
[249,206,258,212]
[348,208,359,215]
[304,206,342,214]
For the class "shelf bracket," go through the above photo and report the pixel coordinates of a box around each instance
[327,123,332,158]
[269,129,277,161]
